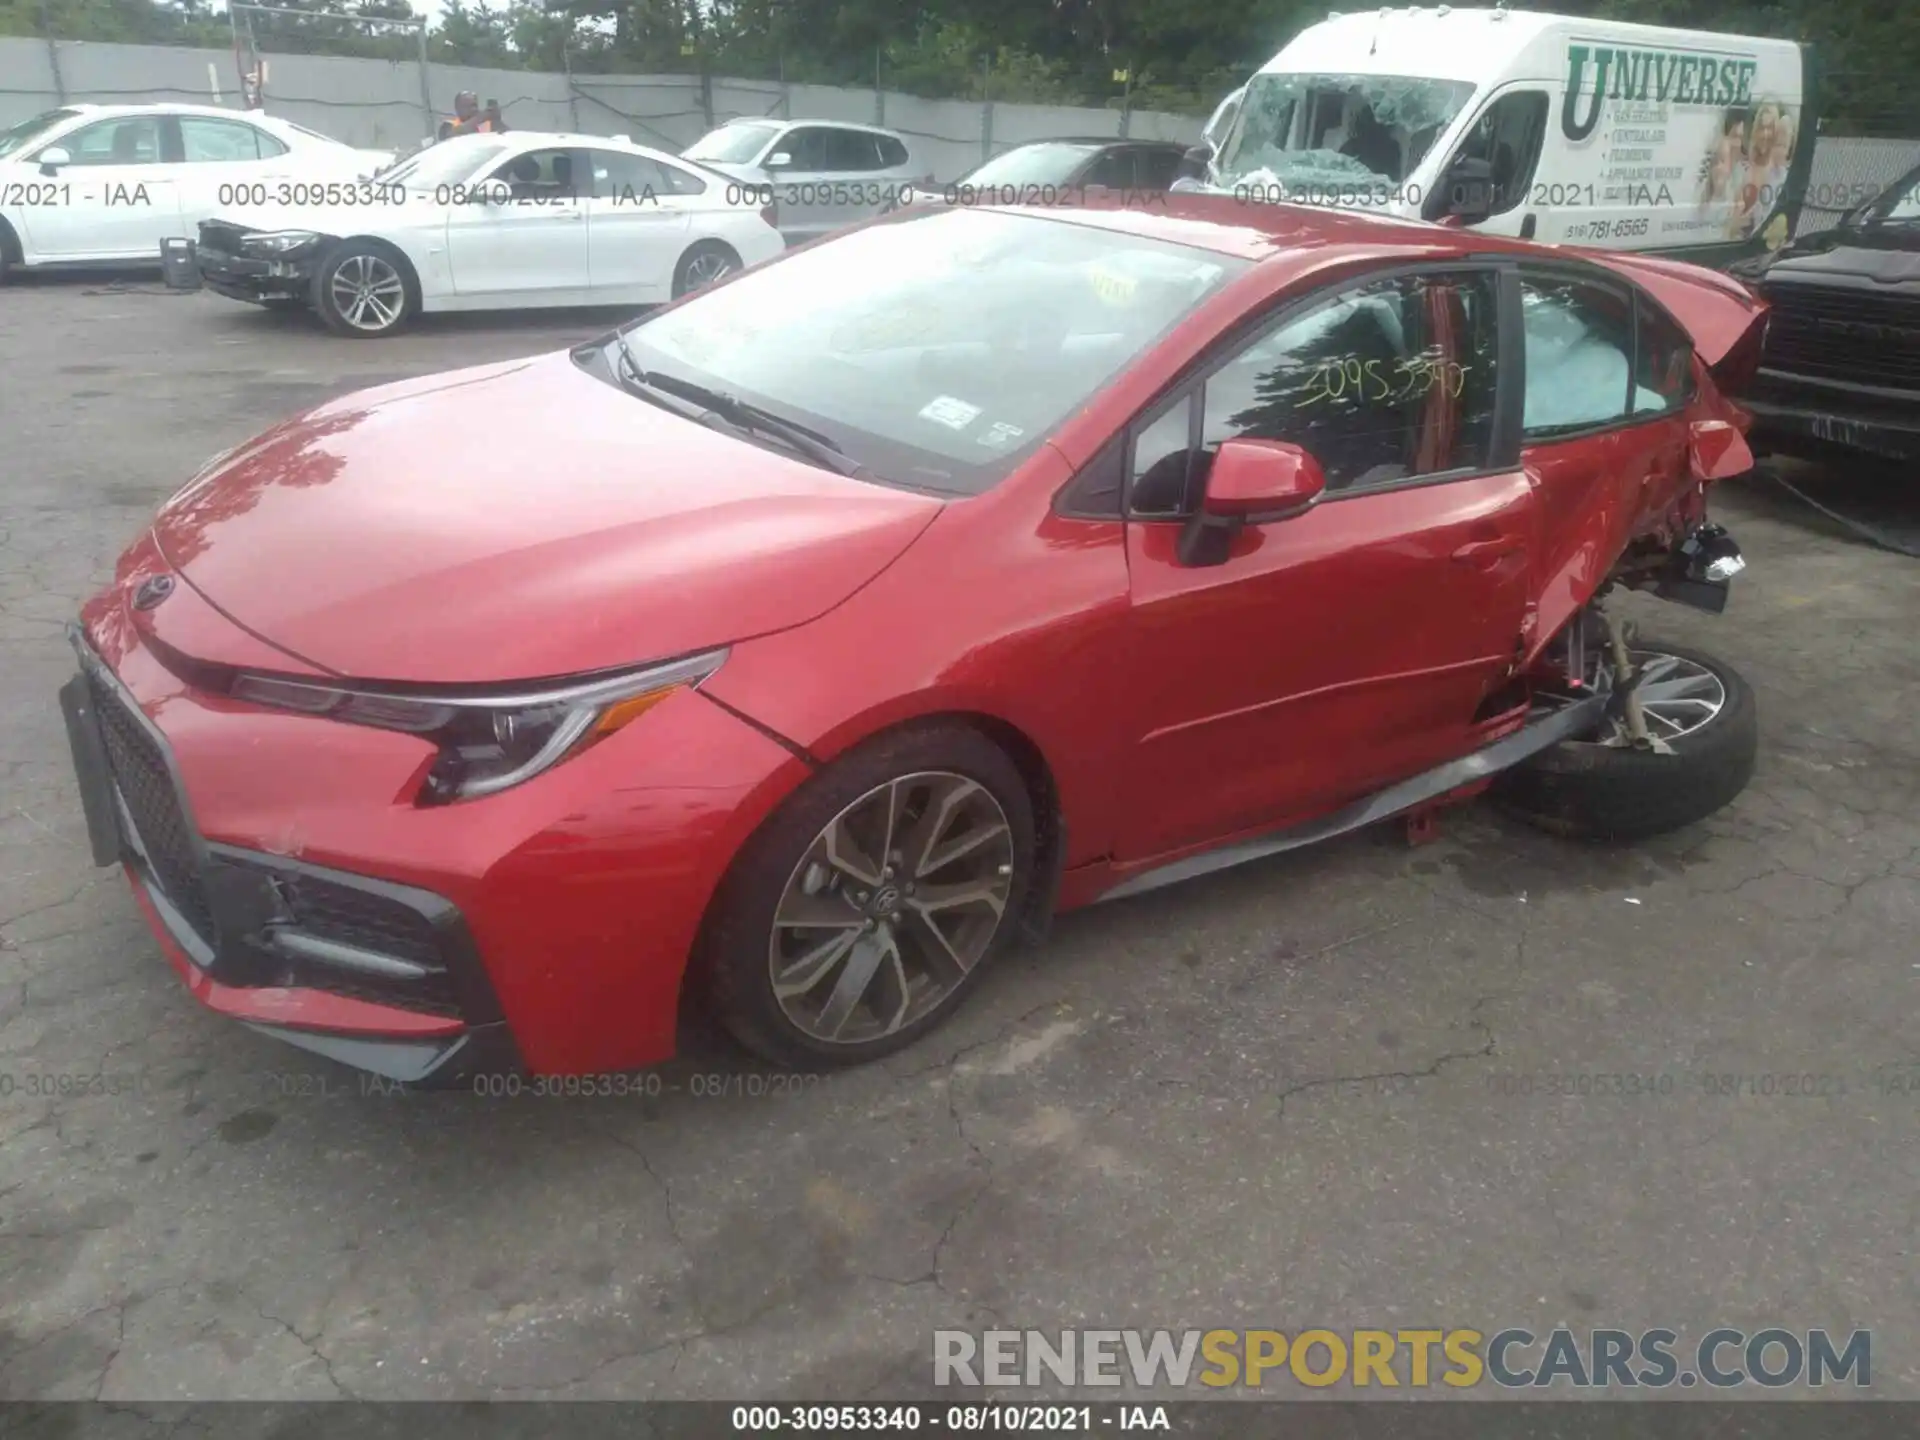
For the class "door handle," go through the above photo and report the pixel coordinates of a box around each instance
[1451,536,1522,567]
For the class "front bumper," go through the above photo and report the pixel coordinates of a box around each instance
[62,628,515,1085]
[195,240,320,305]
[1742,376,1920,466]
[60,586,811,1083]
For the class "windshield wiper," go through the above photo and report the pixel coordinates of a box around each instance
[607,331,710,420]
[607,334,867,478]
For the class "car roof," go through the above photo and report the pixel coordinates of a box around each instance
[749,117,908,141]
[1000,192,1539,264]
[433,129,690,163]
[55,102,293,121]
[1001,137,1187,151]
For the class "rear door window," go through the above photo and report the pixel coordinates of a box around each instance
[826,129,885,172]
[1632,300,1696,414]
[1519,275,1634,437]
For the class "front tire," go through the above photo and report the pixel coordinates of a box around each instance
[1495,640,1758,841]
[700,724,1035,1070]
[313,241,415,337]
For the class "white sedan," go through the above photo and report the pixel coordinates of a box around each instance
[0,103,386,280]
[192,132,787,337]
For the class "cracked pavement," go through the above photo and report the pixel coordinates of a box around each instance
[1,277,1917,1403]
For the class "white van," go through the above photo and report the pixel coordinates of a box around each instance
[1201,7,1811,261]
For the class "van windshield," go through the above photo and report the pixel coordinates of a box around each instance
[1214,71,1476,197]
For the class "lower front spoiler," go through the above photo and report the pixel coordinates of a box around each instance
[124,872,521,1091]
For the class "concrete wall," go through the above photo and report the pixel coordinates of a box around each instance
[10,36,1907,217]
[0,36,1203,179]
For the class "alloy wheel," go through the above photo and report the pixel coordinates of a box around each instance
[682,250,736,291]
[767,771,1015,1046]
[1603,648,1729,743]
[328,253,406,333]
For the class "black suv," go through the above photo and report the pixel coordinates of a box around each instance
[1732,157,1920,467]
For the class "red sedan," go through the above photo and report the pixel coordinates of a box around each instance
[60,196,1768,1082]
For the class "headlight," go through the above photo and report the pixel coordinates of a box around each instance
[240,231,322,255]
[230,650,727,803]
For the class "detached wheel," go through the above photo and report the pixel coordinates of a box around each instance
[313,241,414,337]
[701,725,1034,1070]
[1495,640,1757,841]
[672,240,741,298]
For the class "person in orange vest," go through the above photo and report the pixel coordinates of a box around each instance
[438,92,505,140]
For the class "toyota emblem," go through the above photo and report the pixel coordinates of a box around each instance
[132,574,175,611]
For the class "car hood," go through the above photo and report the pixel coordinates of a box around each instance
[1745,226,1920,286]
[685,160,765,185]
[206,196,431,236]
[150,352,944,684]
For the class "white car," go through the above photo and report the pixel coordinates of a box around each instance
[0,103,385,279]
[682,118,929,244]
[193,131,787,337]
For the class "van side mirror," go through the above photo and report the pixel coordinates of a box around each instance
[1445,156,1495,224]
[38,145,71,174]
[1177,438,1325,567]
[481,178,513,205]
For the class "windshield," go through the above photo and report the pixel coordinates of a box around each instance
[609,208,1244,494]
[0,108,77,161]
[283,120,348,149]
[1204,89,1244,150]
[961,143,1101,189]
[378,138,510,188]
[685,123,779,165]
[1214,71,1476,194]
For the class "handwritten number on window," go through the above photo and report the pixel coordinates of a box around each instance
[1297,355,1467,410]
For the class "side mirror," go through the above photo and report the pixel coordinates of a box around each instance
[1178,438,1325,567]
[481,178,513,205]
[1445,155,1494,224]
[38,145,71,175]
[764,151,793,170]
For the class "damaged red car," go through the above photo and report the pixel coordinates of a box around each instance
[60,197,1768,1082]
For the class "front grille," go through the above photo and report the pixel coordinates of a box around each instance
[1759,283,1920,391]
[87,671,217,943]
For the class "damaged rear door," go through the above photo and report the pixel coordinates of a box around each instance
[1513,260,1745,663]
